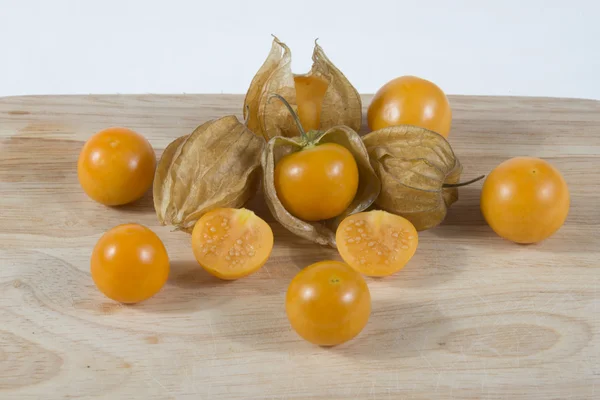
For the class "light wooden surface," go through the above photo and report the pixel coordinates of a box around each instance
[0,94,598,400]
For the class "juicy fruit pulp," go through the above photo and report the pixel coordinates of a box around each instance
[191,208,274,280]
[481,157,570,244]
[285,261,371,346]
[78,127,156,206]
[294,75,328,132]
[367,76,452,138]
[336,211,418,277]
[91,224,169,303]
[274,143,359,221]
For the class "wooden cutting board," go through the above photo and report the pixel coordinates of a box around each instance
[0,94,598,400]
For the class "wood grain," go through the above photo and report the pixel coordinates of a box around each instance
[0,94,598,400]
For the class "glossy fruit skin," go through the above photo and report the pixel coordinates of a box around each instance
[78,127,156,206]
[274,143,359,221]
[191,208,274,280]
[91,224,169,303]
[367,76,452,137]
[481,157,570,244]
[294,75,329,132]
[285,260,371,346]
[336,210,418,277]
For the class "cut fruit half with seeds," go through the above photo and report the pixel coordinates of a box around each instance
[191,208,274,280]
[336,211,418,277]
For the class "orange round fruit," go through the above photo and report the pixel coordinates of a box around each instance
[367,75,452,137]
[91,224,169,303]
[481,157,570,244]
[336,210,418,277]
[294,75,329,132]
[285,260,371,346]
[191,208,274,280]
[78,127,156,206]
[274,143,359,221]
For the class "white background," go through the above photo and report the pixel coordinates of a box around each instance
[1,0,599,99]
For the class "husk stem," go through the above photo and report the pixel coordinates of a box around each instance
[244,105,250,127]
[269,93,314,144]
[442,175,485,188]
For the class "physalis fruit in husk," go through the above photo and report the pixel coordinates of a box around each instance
[275,139,359,222]
[244,36,362,141]
[262,95,380,247]
[362,125,483,231]
[153,116,265,232]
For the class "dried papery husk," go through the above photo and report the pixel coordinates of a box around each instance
[153,116,265,233]
[262,97,380,247]
[243,36,362,141]
[362,125,483,231]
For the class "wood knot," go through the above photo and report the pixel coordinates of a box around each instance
[145,336,159,344]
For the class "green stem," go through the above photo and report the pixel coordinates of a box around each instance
[269,93,307,142]
[442,175,485,188]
